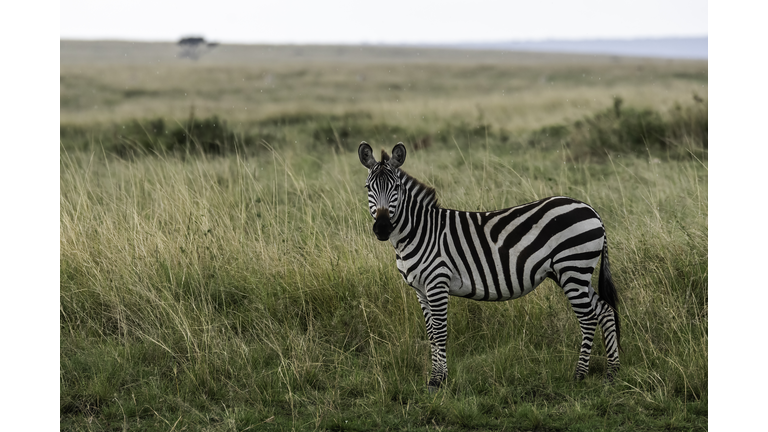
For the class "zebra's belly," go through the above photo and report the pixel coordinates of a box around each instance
[396,250,551,300]
[447,264,548,301]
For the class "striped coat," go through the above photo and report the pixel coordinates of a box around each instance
[359,142,620,390]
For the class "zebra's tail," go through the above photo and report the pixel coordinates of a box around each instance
[598,234,621,351]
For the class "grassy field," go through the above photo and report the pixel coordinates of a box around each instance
[60,40,706,131]
[60,41,707,431]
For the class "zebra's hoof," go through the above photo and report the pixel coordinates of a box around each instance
[427,378,443,393]
[574,373,586,381]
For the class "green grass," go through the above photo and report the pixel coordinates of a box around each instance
[60,41,707,431]
[60,142,707,431]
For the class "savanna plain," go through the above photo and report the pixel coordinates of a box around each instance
[60,41,708,431]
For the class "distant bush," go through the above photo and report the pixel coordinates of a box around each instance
[311,118,380,152]
[260,110,372,127]
[61,115,264,157]
[525,124,569,148]
[571,98,668,155]
[112,115,257,157]
[666,95,708,148]
[60,97,707,162]
[310,114,434,153]
[528,96,707,160]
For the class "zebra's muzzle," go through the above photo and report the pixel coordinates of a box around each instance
[373,208,393,241]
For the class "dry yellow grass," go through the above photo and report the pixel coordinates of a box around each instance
[61,40,707,132]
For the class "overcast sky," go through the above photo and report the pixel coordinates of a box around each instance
[60,0,707,44]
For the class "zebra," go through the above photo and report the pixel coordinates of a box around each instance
[358,142,620,391]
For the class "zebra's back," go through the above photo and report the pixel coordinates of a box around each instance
[437,196,605,301]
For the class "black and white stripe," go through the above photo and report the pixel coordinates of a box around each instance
[359,142,620,390]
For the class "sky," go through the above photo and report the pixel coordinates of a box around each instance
[60,0,707,44]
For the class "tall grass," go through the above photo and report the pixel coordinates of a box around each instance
[61,41,707,430]
[60,140,707,430]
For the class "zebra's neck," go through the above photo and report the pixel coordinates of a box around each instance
[397,169,440,209]
[389,169,442,249]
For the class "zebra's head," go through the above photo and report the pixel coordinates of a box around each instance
[358,142,406,241]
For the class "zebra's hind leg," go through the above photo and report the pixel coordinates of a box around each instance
[563,282,599,381]
[573,311,598,381]
[597,300,620,382]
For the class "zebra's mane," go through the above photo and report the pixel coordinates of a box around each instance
[380,149,440,209]
[400,169,440,208]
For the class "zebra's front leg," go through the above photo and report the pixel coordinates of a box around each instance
[417,284,450,391]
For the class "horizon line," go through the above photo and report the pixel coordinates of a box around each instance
[60,35,708,45]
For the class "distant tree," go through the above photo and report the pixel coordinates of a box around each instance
[178,36,217,60]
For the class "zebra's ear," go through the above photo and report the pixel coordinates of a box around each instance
[389,143,406,169]
[358,142,377,169]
